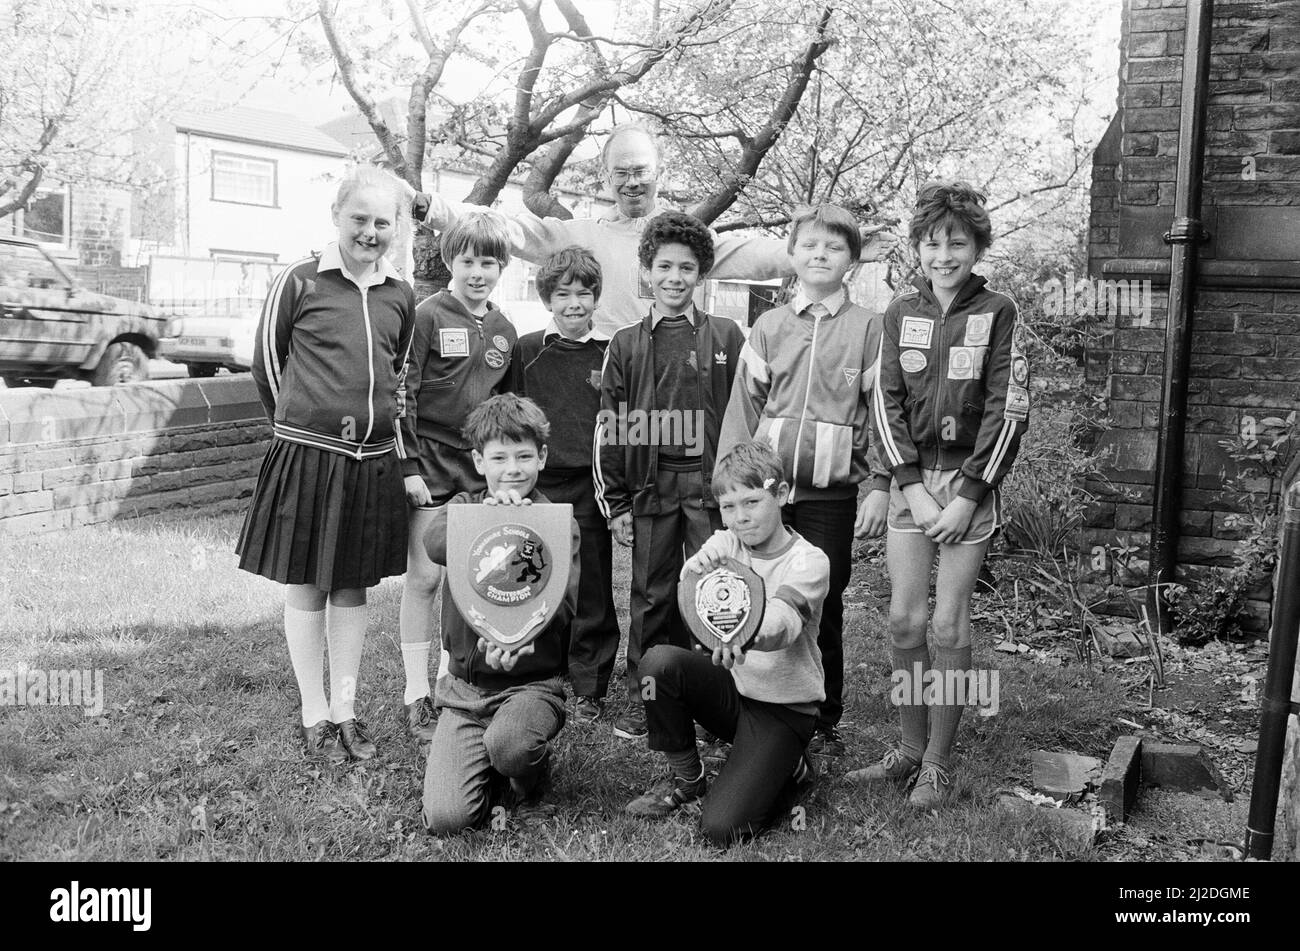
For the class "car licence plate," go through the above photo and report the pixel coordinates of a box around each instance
[179,336,215,348]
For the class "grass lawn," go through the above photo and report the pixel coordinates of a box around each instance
[1,508,1140,861]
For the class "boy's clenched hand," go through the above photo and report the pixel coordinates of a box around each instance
[404,474,432,507]
[854,488,889,538]
[927,496,978,545]
[610,512,633,547]
[680,529,739,579]
[901,483,943,533]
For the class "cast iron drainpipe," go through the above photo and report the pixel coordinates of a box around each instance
[1244,474,1300,860]
[1147,0,1214,637]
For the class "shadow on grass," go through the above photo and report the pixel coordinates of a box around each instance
[1,509,1133,861]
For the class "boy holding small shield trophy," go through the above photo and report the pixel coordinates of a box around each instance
[624,441,831,848]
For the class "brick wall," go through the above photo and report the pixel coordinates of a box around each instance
[71,185,132,268]
[1086,0,1300,633]
[0,377,268,536]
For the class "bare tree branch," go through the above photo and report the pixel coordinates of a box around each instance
[689,4,834,224]
[317,0,408,178]
[714,214,792,232]
[0,161,47,220]
[467,0,735,207]
[403,0,501,184]
[522,127,584,220]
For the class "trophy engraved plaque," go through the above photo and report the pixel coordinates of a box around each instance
[678,556,765,652]
[447,503,573,652]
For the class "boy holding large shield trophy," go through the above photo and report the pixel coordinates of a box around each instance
[420,394,580,834]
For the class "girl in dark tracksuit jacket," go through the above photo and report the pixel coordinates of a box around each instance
[237,166,415,765]
[848,181,1028,810]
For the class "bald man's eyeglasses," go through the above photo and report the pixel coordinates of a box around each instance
[610,166,656,184]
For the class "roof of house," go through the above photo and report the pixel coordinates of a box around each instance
[317,101,409,154]
[173,106,349,157]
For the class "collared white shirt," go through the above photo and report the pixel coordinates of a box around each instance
[317,242,402,289]
[543,319,608,344]
[791,285,846,317]
[649,304,699,330]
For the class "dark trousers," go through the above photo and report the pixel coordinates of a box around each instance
[627,465,721,698]
[782,495,855,730]
[641,645,816,848]
[539,470,620,700]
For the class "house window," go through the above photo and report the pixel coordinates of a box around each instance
[211,152,277,207]
[8,190,71,245]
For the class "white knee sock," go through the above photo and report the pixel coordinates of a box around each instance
[402,641,432,705]
[326,603,368,723]
[284,605,330,727]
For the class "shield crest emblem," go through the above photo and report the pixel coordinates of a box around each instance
[447,503,573,652]
[678,556,766,652]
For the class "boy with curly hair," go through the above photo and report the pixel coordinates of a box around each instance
[594,211,745,740]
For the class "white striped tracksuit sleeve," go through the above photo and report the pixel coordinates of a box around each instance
[959,298,1027,495]
[252,258,309,420]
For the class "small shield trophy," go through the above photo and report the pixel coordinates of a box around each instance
[678,556,765,652]
[446,504,573,652]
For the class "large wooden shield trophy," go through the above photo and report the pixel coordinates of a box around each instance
[678,556,765,652]
[447,504,573,652]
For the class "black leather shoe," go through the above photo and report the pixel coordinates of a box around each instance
[807,724,846,757]
[301,720,347,765]
[404,696,438,742]
[337,718,377,760]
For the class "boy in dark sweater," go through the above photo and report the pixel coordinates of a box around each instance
[420,394,580,834]
[594,212,744,741]
[508,247,619,720]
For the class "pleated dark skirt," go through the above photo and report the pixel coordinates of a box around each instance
[236,438,408,591]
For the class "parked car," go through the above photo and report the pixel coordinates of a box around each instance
[0,236,167,386]
[158,297,260,377]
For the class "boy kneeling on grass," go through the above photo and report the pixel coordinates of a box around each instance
[420,394,580,834]
[625,441,829,848]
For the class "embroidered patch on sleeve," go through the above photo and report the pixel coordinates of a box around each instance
[842,367,861,386]
[1011,354,1029,386]
[1012,322,1029,355]
[899,349,927,373]
[440,328,470,357]
[900,316,934,349]
[1005,384,1030,422]
[964,313,993,346]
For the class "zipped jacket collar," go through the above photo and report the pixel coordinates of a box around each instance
[910,272,988,313]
